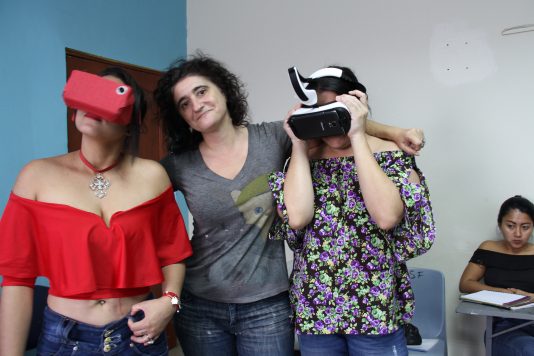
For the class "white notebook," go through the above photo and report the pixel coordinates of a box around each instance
[460,290,534,309]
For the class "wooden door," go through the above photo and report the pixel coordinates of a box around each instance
[65,49,177,348]
[65,48,166,160]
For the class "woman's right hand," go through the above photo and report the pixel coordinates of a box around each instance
[282,104,304,142]
[283,104,312,155]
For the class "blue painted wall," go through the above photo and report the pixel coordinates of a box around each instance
[0,1,188,218]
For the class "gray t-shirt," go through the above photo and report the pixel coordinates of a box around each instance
[161,121,291,303]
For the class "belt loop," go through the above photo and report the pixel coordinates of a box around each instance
[61,318,78,342]
[103,327,115,338]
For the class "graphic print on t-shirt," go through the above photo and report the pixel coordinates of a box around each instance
[230,173,275,241]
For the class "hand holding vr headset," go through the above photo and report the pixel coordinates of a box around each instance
[333,88,369,139]
[286,66,368,140]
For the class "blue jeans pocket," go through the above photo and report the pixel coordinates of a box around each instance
[129,333,168,356]
[36,334,72,356]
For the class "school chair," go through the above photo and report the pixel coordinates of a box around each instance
[407,268,447,355]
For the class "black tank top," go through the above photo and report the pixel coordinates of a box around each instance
[470,248,534,293]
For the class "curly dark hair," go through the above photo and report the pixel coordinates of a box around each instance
[154,53,249,153]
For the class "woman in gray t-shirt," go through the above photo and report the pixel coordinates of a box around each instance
[154,53,425,356]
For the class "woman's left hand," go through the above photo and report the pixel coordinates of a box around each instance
[336,90,369,139]
[128,297,175,346]
[508,288,534,299]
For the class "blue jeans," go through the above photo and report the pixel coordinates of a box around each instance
[298,328,408,356]
[174,290,294,356]
[37,307,168,355]
[492,317,534,356]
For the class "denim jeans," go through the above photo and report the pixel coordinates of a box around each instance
[36,307,168,355]
[298,328,408,356]
[174,290,294,356]
[492,317,534,356]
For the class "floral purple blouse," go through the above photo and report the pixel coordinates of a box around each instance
[269,150,435,335]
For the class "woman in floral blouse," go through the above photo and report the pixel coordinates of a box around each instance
[269,65,435,356]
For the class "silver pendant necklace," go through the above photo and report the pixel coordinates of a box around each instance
[79,150,121,199]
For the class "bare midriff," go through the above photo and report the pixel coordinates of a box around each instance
[47,293,148,326]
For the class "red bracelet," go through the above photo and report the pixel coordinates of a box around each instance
[162,291,181,313]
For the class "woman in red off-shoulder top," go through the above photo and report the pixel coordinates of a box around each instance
[0,68,192,356]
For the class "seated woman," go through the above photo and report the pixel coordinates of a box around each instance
[460,195,534,356]
[0,68,192,356]
[269,65,435,356]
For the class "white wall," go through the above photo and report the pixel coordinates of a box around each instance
[187,1,534,354]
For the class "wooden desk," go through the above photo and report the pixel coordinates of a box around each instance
[456,300,534,356]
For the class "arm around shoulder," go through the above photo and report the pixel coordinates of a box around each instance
[366,120,401,140]
[366,120,425,156]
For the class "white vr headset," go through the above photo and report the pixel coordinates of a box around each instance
[287,66,365,140]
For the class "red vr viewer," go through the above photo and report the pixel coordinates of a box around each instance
[63,70,135,125]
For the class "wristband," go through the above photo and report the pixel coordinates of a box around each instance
[162,291,181,313]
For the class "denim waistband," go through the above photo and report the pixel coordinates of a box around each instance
[43,306,133,353]
[45,307,132,341]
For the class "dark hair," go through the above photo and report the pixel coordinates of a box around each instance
[307,65,367,97]
[154,53,249,153]
[98,67,147,156]
[497,195,534,225]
